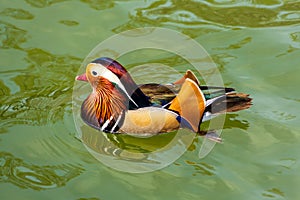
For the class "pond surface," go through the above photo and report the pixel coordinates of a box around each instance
[1,0,299,199]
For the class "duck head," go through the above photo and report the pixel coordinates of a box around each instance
[76,57,151,132]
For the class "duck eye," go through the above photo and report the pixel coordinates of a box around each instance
[92,71,97,76]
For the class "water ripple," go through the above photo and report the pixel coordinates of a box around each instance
[262,188,285,198]
[0,8,34,20]
[25,0,67,8]
[0,20,27,49]
[80,0,115,10]
[0,48,81,129]
[0,152,83,190]
[114,0,300,35]
[59,20,79,26]
[185,160,216,176]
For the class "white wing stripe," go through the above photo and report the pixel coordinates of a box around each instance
[111,112,123,132]
[101,115,114,131]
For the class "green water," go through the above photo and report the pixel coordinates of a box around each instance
[1,0,300,199]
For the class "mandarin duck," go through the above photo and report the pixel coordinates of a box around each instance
[76,57,252,139]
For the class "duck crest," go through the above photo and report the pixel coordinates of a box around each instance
[81,77,127,132]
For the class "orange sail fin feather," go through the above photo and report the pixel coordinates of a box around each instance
[173,70,200,85]
[168,78,206,132]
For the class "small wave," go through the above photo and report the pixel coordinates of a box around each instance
[113,0,300,35]
[0,152,83,190]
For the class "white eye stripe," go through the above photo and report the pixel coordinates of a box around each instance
[89,63,139,107]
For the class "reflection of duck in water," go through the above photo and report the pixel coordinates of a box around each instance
[76,57,252,140]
